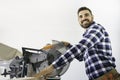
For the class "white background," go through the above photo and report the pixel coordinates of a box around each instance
[0,0,120,80]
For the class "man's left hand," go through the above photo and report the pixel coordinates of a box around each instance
[33,65,54,79]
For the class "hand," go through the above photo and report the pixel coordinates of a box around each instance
[61,41,71,47]
[42,44,53,50]
[33,65,54,79]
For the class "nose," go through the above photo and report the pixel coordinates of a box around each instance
[81,15,87,21]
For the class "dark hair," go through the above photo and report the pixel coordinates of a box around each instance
[77,7,92,15]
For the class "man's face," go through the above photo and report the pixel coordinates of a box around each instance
[78,10,94,28]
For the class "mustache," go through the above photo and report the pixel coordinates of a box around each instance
[81,19,89,23]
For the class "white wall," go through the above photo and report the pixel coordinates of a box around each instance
[0,0,120,80]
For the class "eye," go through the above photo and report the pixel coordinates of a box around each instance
[85,13,89,17]
[79,15,83,18]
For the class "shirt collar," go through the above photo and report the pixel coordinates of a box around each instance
[86,21,95,30]
[83,21,96,36]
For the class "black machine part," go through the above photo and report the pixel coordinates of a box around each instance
[22,41,70,78]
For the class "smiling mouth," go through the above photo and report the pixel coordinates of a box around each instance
[82,20,89,24]
[82,21,89,25]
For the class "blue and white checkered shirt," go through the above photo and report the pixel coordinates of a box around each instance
[52,22,116,80]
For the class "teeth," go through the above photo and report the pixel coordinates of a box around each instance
[83,21,88,24]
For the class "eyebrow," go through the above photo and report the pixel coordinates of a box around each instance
[79,12,90,17]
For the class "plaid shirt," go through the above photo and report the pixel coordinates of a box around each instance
[52,22,116,80]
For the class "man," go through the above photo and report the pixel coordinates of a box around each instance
[34,7,120,80]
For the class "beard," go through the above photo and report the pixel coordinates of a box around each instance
[81,19,92,28]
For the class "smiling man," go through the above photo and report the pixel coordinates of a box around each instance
[78,8,93,29]
[34,7,120,80]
